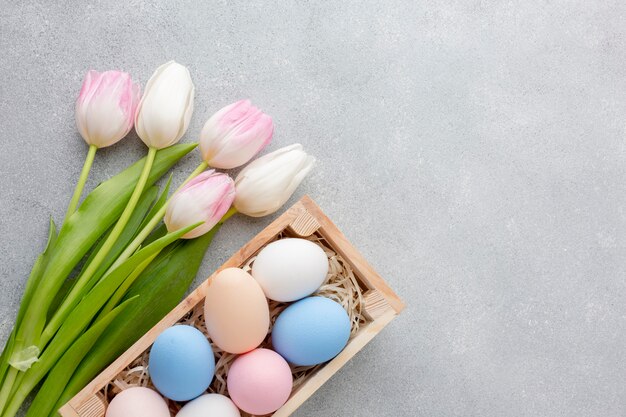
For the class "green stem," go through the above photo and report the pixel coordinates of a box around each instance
[183,161,210,188]
[2,369,33,417]
[106,161,209,272]
[40,147,158,348]
[63,145,97,224]
[221,206,238,223]
[0,330,15,386]
[0,367,18,414]
[97,252,159,320]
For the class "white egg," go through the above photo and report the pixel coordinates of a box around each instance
[176,394,240,417]
[106,387,170,417]
[252,238,328,302]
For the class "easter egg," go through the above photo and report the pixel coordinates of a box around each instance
[106,387,170,417]
[227,348,292,415]
[252,238,328,302]
[272,296,350,366]
[176,394,240,417]
[204,268,270,354]
[149,325,215,401]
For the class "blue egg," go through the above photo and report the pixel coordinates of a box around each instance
[272,296,351,366]
[149,325,215,401]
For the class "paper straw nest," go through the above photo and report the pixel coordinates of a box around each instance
[103,233,368,416]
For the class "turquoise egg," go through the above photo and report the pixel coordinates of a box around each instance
[271,296,351,366]
[149,325,215,401]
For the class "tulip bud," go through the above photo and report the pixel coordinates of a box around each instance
[199,100,274,169]
[164,170,236,239]
[234,144,315,217]
[135,61,195,149]
[75,70,140,148]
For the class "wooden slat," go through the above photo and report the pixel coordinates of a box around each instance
[362,289,392,320]
[273,309,397,417]
[286,209,320,237]
[58,404,81,417]
[298,196,405,314]
[76,394,106,417]
[60,394,105,417]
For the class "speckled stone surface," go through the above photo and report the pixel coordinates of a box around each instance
[1,1,625,416]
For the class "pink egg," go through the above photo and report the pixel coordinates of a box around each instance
[227,348,293,415]
[106,387,170,417]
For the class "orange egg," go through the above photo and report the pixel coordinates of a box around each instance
[204,267,270,354]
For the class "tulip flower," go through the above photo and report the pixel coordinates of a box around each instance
[135,61,195,149]
[65,70,140,222]
[164,170,236,239]
[199,99,273,169]
[48,62,194,343]
[234,144,315,217]
[75,70,140,149]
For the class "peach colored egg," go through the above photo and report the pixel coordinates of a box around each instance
[106,387,170,417]
[204,267,270,354]
[227,348,293,415]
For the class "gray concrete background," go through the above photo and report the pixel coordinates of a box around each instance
[1,1,625,416]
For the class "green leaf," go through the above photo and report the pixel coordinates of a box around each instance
[44,218,58,252]
[84,186,159,278]
[143,224,169,247]
[48,187,159,319]
[97,252,158,319]
[16,143,197,349]
[0,332,15,388]
[83,185,159,292]
[138,175,172,234]
[6,222,200,404]
[0,219,57,385]
[26,297,137,417]
[57,224,222,410]
[19,218,58,327]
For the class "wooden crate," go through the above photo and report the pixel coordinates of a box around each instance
[59,196,404,417]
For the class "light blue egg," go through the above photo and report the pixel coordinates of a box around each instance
[272,296,351,366]
[149,325,215,401]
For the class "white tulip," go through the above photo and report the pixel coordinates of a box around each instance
[234,144,315,217]
[135,61,195,149]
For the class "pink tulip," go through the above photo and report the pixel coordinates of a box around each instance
[75,70,140,148]
[199,100,274,169]
[164,170,236,239]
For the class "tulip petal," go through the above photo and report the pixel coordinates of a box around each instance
[164,171,235,239]
[234,144,314,217]
[75,70,139,148]
[135,61,195,149]
[199,100,273,169]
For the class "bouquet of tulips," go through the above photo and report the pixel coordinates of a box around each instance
[0,61,315,417]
